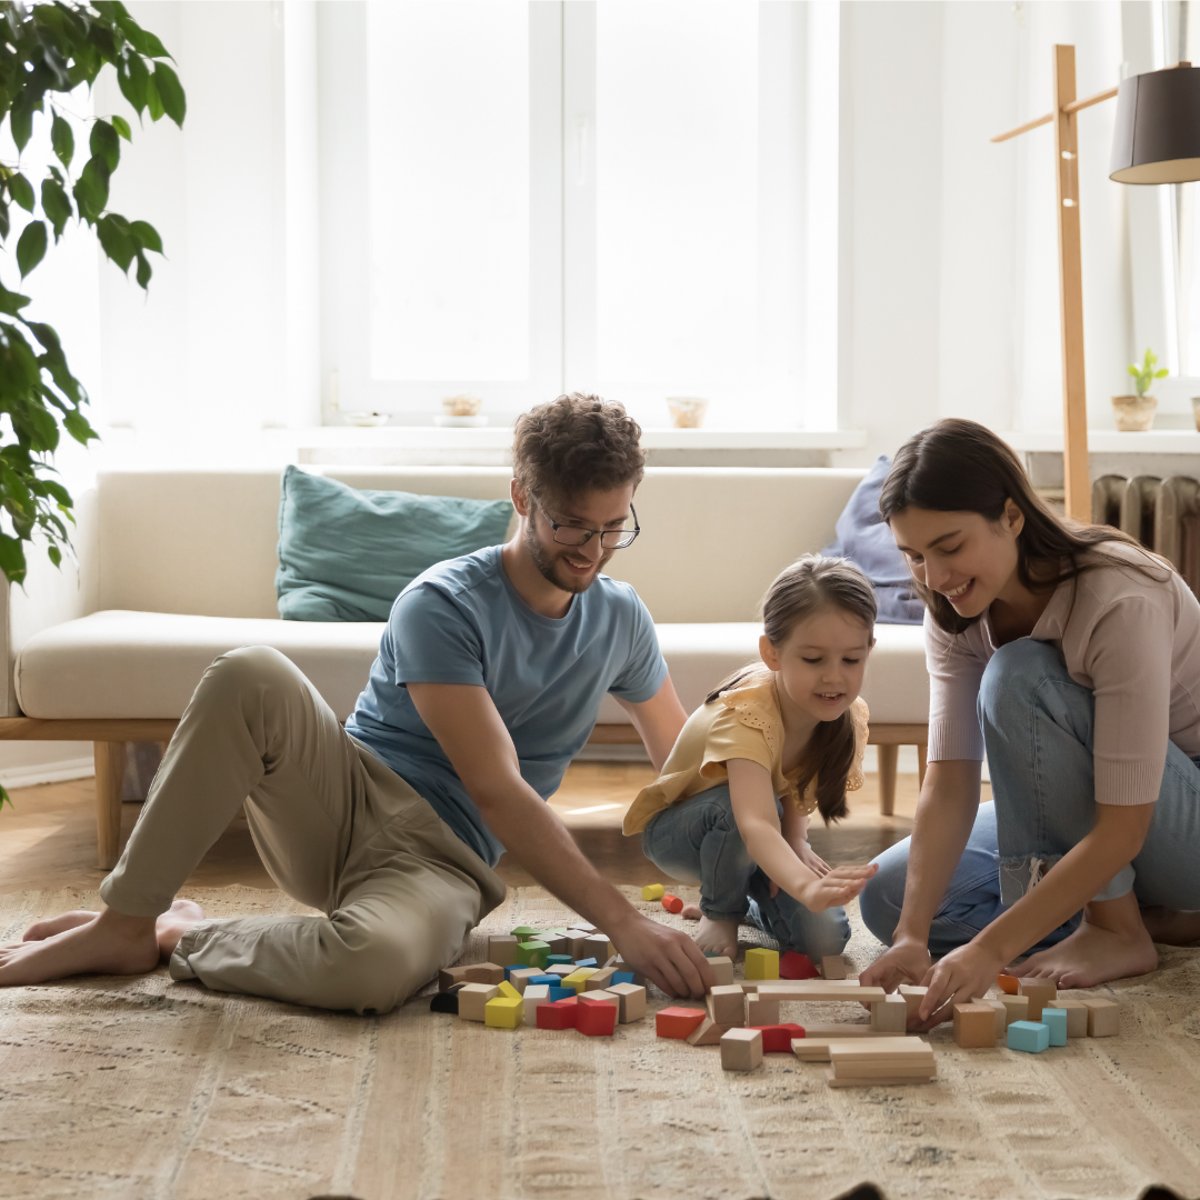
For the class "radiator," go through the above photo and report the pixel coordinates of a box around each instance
[1091,475,1200,596]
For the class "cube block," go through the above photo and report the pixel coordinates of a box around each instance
[1007,1020,1050,1053]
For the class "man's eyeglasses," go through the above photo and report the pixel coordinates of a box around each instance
[538,502,640,550]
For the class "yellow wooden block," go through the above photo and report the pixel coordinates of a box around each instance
[497,980,521,1001]
[562,968,597,994]
[744,948,780,981]
[484,996,524,1029]
[641,883,666,901]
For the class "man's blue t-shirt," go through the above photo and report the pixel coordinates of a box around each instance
[345,545,667,867]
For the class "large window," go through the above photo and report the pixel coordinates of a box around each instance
[318,1,840,429]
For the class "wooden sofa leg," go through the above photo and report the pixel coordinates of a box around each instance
[877,744,897,818]
[94,741,126,871]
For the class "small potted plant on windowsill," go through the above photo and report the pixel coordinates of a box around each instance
[1113,348,1169,431]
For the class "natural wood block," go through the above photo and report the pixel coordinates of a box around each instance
[980,998,1008,1039]
[438,964,471,991]
[522,984,551,1026]
[999,994,1030,1026]
[828,1040,936,1084]
[792,1036,915,1062]
[898,984,928,1020]
[745,994,780,1025]
[801,1023,875,1038]
[583,934,615,962]
[828,1037,934,1065]
[686,1016,729,1046]
[953,1002,998,1048]
[487,935,519,965]
[506,967,541,993]
[1017,979,1057,1021]
[870,994,908,1033]
[720,1028,763,1072]
[707,984,747,1026]
[827,1068,936,1087]
[1050,997,1089,1038]
[706,956,735,986]
[585,967,616,991]
[457,982,500,1022]
[463,962,506,985]
[821,955,849,980]
[1081,997,1120,1038]
[608,982,647,1024]
[740,980,887,1002]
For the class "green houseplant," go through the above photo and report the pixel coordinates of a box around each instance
[1113,347,1169,432]
[0,0,185,807]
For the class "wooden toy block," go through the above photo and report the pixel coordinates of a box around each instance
[953,1002,998,1048]
[999,994,1030,1026]
[570,921,598,934]
[583,934,615,962]
[780,951,819,979]
[980,998,1008,1039]
[996,972,1020,995]
[510,925,541,941]
[686,1016,729,1046]
[566,930,591,957]
[1007,1019,1050,1053]
[522,984,551,1026]
[485,996,523,1029]
[720,1028,763,1072]
[574,957,599,969]
[506,967,541,993]
[707,984,747,1026]
[1081,997,1119,1037]
[430,988,463,1015]
[463,962,506,985]
[497,980,521,1001]
[1017,979,1057,1021]
[748,1023,806,1053]
[656,1006,707,1039]
[641,883,666,901]
[801,1023,876,1038]
[1041,1007,1068,1046]
[438,964,471,991]
[744,948,780,981]
[545,953,574,967]
[706,955,735,986]
[1049,997,1088,1037]
[547,986,574,1003]
[540,933,569,956]
[661,894,684,914]
[608,982,647,1024]
[828,1038,935,1065]
[612,972,636,987]
[744,993,780,1025]
[898,984,928,1020]
[517,941,551,969]
[742,980,887,1003]
[827,1040,936,1084]
[488,935,519,964]
[561,968,597,993]
[528,974,561,989]
[546,964,575,979]
[457,982,501,1022]
[536,997,579,1030]
[821,955,848,980]
[870,994,909,1033]
[792,1035,917,1062]
[585,967,616,991]
[576,995,618,1037]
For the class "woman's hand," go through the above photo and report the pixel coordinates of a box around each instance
[769,839,831,897]
[859,936,933,993]
[794,863,878,912]
[912,939,1007,1029]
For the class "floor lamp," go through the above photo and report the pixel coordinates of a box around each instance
[993,47,1200,521]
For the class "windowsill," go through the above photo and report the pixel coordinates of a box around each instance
[1003,428,1200,453]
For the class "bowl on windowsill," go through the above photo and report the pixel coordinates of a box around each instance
[1111,394,1157,432]
[343,411,390,428]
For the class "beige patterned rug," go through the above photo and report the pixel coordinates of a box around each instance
[1,882,1198,1200]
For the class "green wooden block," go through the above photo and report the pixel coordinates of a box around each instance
[518,939,551,969]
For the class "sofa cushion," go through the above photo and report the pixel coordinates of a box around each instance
[276,466,514,621]
[820,455,924,625]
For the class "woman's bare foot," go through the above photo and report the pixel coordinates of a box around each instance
[1140,907,1200,946]
[155,898,206,961]
[23,910,98,942]
[0,908,158,987]
[1010,918,1158,989]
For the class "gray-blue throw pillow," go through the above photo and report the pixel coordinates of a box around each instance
[821,455,924,625]
[276,466,514,621]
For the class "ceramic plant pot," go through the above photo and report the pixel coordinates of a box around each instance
[1112,393,1157,432]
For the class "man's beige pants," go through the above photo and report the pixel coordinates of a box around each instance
[100,646,506,1014]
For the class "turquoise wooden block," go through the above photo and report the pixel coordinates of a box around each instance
[611,971,636,986]
[545,954,574,966]
[1007,1020,1050,1053]
[1041,1008,1068,1047]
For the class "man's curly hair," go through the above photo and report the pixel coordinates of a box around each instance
[513,393,645,503]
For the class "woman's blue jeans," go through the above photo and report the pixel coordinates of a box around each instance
[641,783,850,960]
[860,639,1200,956]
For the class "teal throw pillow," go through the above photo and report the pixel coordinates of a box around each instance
[276,466,513,621]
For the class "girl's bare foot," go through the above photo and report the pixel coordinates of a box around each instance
[0,909,158,987]
[1140,907,1200,946]
[692,915,739,960]
[1010,912,1158,989]
[155,898,206,961]
[23,910,98,942]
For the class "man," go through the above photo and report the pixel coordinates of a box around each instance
[0,394,713,1011]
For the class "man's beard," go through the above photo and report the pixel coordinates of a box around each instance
[525,523,611,595]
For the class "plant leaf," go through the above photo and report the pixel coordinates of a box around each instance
[134,250,152,288]
[153,61,186,125]
[130,219,163,254]
[16,221,48,277]
[0,536,27,587]
[40,177,73,239]
[89,119,120,172]
[8,172,35,213]
[51,111,75,167]
[112,113,131,141]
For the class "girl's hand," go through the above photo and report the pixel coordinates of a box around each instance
[769,839,831,897]
[912,940,1007,1029]
[795,863,878,912]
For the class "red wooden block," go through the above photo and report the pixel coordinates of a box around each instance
[576,997,618,1037]
[780,951,819,980]
[748,1023,806,1053]
[655,1006,706,1039]
[997,973,1019,995]
[536,997,579,1030]
[661,894,684,914]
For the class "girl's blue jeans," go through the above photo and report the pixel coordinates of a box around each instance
[860,639,1200,956]
[641,783,850,960]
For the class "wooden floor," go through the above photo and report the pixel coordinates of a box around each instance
[0,762,965,894]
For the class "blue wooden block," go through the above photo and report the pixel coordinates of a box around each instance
[1007,1020,1050,1053]
[574,957,598,969]
[611,971,636,986]
[529,974,560,987]
[502,963,525,980]
[1041,1008,1068,1047]
[547,986,574,1002]
[545,954,574,966]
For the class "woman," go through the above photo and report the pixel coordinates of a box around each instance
[859,419,1200,1024]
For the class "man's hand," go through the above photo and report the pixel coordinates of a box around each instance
[606,910,714,998]
[912,939,1006,1029]
[794,863,878,913]
[859,936,933,994]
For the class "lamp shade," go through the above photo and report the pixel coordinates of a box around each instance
[1110,63,1200,183]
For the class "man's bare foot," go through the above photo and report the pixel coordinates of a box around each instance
[1010,919,1158,988]
[0,908,158,987]
[1140,907,1200,946]
[23,910,98,941]
[155,898,206,961]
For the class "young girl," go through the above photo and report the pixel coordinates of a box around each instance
[623,555,880,961]
[860,418,1200,1024]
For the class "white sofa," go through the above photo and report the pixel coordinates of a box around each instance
[3,465,929,868]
